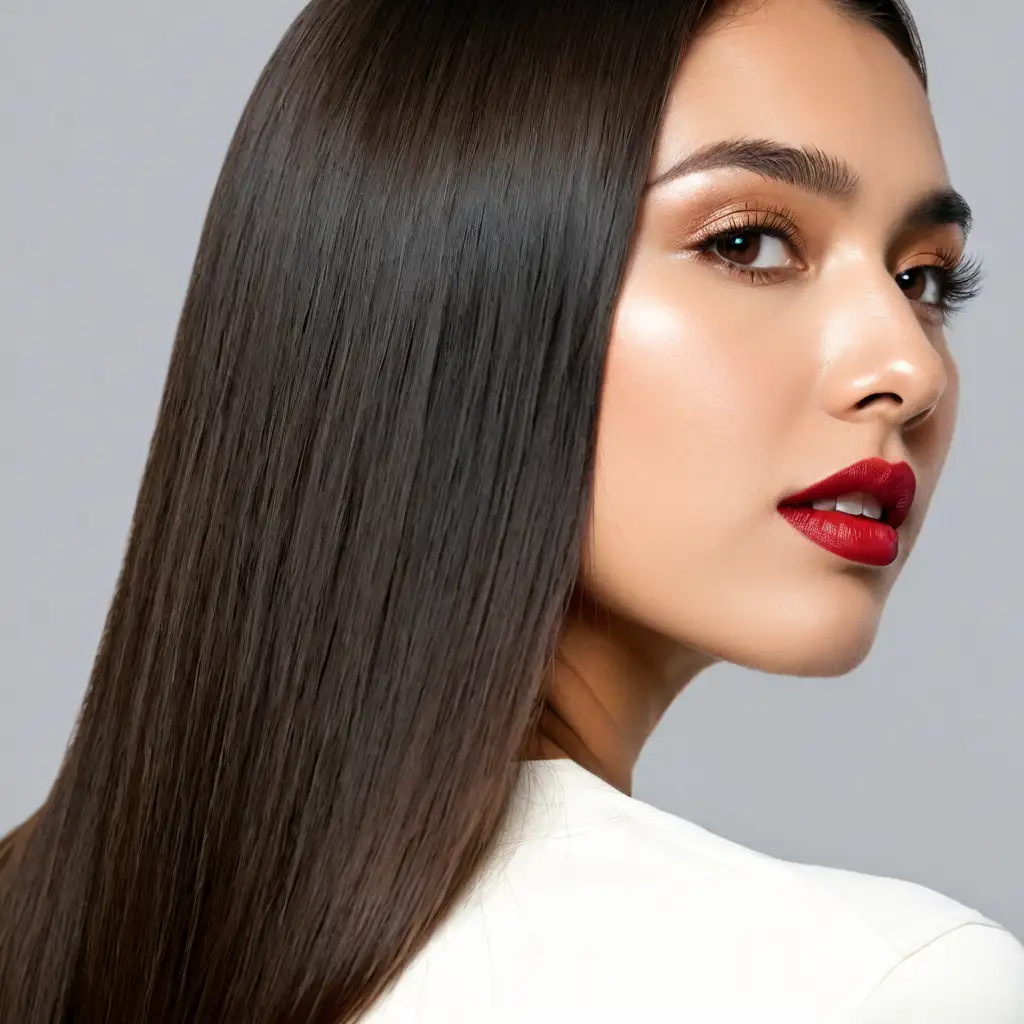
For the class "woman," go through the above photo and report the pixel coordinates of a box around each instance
[1,0,1021,1020]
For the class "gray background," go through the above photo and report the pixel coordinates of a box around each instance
[3,1,1021,935]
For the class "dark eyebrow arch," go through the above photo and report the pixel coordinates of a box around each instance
[895,189,973,240]
[644,138,860,201]
[644,137,974,239]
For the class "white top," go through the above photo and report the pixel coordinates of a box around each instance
[361,757,1024,1023]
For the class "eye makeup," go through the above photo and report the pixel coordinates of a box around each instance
[659,190,984,323]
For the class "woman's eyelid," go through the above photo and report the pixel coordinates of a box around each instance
[686,198,806,244]
[887,219,966,270]
[679,199,971,286]
[720,215,802,252]
[896,253,964,284]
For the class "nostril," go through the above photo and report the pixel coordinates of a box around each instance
[855,392,903,410]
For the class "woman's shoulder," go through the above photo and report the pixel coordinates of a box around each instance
[514,781,1024,1019]
[781,858,1005,951]
[855,915,1024,1021]
[782,861,1024,1022]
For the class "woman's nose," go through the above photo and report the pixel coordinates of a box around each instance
[819,269,948,431]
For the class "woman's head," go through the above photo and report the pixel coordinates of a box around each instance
[0,2,975,1022]
[579,0,975,685]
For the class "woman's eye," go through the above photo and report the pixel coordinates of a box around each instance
[708,230,794,270]
[896,266,944,305]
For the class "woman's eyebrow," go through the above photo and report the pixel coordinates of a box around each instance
[892,189,973,241]
[645,138,860,200]
[645,136,973,238]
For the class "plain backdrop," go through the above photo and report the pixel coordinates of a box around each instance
[3,1,1022,935]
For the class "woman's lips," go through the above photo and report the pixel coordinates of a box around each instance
[777,458,917,568]
[777,506,899,566]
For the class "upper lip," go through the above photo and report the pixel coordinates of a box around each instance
[779,457,917,529]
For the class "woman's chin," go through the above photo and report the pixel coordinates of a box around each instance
[689,576,888,679]
[754,630,877,678]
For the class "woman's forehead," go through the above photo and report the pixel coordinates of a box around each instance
[651,0,945,192]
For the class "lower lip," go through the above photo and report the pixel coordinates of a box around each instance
[777,507,899,567]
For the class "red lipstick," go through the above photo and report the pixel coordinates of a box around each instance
[777,458,917,567]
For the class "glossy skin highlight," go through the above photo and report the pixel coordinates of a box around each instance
[527,0,975,795]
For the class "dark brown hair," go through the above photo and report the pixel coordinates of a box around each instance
[0,1,925,1020]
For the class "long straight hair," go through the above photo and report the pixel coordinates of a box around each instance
[0,2,925,1020]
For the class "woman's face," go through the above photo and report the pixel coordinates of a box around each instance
[583,0,973,677]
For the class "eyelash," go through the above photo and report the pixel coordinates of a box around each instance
[691,206,985,322]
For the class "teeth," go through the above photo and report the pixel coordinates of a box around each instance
[812,492,883,520]
[835,494,863,517]
[860,495,883,520]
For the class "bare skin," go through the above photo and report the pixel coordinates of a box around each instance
[524,0,970,797]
